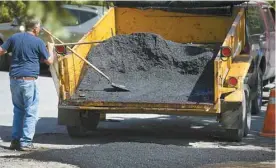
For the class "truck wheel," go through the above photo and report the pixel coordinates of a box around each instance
[67,126,88,137]
[80,111,100,131]
[251,68,263,115]
[66,111,100,138]
[221,87,251,141]
[243,90,252,137]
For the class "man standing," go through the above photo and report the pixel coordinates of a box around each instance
[0,18,54,151]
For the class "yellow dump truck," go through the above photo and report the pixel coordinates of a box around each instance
[48,1,273,141]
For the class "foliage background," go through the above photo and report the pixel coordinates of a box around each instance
[0,1,105,23]
[0,1,105,38]
[0,0,274,23]
[0,1,274,38]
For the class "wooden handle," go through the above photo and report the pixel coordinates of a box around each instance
[54,41,104,46]
[42,28,111,83]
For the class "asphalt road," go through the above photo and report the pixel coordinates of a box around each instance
[0,71,275,168]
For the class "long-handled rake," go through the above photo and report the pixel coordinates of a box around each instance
[43,28,129,91]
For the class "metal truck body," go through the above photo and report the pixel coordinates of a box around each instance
[48,1,275,141]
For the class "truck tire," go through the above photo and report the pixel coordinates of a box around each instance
[67,125,88,137]
[220,86,251,141]
[251,68,263,115]
[243,90,252,137]
[66,111,100,138]
[80,111,100,131]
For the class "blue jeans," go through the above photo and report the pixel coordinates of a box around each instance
[10,79,39,146]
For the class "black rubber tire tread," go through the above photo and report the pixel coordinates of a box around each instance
[220,86,251,142]
[251,68,263,115]
[67,126,88,138]
[244,87,252,137]
[66,112,100,137]
[80,112,100,131]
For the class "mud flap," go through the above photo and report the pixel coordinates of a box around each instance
[220,101,243,129]
[58,108,100,129]
[219,85,251,141]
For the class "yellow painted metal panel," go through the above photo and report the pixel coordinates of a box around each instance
[61,8,116,97]
[65,101,212,109]
[115,8,236,43]
[214,8,246,106]
[62,100,219,114]
[226,54,252,87]
[220,54,251,102]
[59,105,218,116]
[224,90,243,102]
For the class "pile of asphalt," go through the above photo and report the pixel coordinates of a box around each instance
[73,33,221,104]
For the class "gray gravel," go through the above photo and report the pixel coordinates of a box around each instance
[1,112,274,168]
[73,33,220,104]
[0,158,77,168]
[3,142,274,168]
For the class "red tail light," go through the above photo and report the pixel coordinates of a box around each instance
[228,77,238,87]
[221,47,232,57]
[55,46,67,55]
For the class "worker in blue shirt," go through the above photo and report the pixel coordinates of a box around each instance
[0,17,55,151]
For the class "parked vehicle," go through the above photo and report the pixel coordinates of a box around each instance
[0,4,106,70]
[244,0,275,115]
[246,1,275,80]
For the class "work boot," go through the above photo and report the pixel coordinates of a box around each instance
[20,143,36,151]
[9,140,20,150]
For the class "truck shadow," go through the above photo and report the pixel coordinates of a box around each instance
[0,116,231,146]
[34,116,223,146]
[0,113,274,168]
[0,111,270,148]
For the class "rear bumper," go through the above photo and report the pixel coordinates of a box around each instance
[59,101,218,116]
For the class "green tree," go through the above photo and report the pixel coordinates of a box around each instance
[0,1,27,22]
[267,1,275,8]
[0,1,105,23]
[0,1,105,38]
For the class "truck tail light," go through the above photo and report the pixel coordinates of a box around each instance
[228,77,238,87]
[55,46,67,55]
[221,47,232,57]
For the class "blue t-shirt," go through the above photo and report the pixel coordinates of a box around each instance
[1,32,49,77]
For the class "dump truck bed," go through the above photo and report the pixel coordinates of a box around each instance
[71,33,221,104]
[54,5,245,115]
[49,2,251,141]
